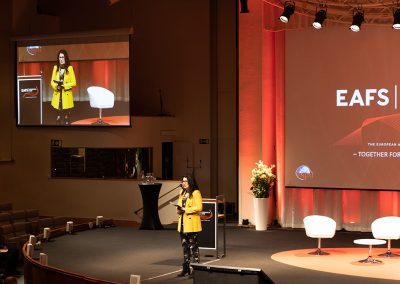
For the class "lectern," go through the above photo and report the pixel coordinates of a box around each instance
[138,183,164,230]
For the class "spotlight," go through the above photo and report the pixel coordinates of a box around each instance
[312,5,327,29]
[240,0,249,13]
[280,1,295,23]
[350,8,364,32]
[393,8,400,29]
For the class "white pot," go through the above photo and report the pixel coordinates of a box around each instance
[253,197,269,231]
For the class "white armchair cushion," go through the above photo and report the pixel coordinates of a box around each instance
[303,215,336,239]
[88,86,115,109]
[371,216,400,240]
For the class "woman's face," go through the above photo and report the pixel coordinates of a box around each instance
[59,53,66,65]
[182,177,189,189]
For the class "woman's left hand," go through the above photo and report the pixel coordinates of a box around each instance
[177,207,185,215]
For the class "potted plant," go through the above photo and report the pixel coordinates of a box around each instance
[250,160,276,230]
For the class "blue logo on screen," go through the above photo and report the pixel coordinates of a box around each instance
[295,165,314,181]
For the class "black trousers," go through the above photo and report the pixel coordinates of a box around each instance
[180,232,200,266]
[56,90,71,125]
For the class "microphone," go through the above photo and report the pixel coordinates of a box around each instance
[172,183,182,190]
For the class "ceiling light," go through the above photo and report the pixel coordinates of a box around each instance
[312,5,327,29]
[280,1,295,23]
[393,8,400,29]
[350,8,364,32]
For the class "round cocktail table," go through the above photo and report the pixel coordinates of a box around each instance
[353,239,387,263]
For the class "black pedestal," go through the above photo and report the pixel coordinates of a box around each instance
[138,183,164,230]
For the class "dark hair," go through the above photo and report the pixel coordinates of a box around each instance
[182,175,199,196]
[56,49,72,73]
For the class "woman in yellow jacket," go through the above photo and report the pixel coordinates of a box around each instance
[50,49,76,125]
[176,175,202,277]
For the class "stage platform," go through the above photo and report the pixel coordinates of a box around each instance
[28,225,400,283]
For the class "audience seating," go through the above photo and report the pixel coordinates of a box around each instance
[25,209,40,222]
[0,224,15,246]
[53,216,69,229]
[37,217,55,234]
[371,216,400,257]
[0,202,12,212]
[12,222,29,240]
[303,215,336,255]
[0,202,103,248]
[36,216,70,233]
[0,223,29,254]
[0,212,11,226]
[24,210,41,235]
[10,210,26,224]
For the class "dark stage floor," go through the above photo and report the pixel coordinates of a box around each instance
[29,225,400,284]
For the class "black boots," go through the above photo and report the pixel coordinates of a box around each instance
[64,114,70,125]
[177,263,191,277]
[56,112,71,125]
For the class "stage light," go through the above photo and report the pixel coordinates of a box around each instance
[280,1,295,23]
[393,8,400,29]
[312,5,327,29]
[240,0,249,13]
[350,8,364,32]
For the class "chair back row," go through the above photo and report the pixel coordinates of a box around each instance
[303,215,400,240]
[303,215,336,238]
[371,216,400,240]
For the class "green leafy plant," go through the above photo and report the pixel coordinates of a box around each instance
[250,160,276,198]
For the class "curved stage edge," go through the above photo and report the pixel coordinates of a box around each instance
[23,224,119,284]
[272,247,400,281]
[24,226,398,284]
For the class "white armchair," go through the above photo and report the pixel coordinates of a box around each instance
[303,215,336,255]
[87,86,115,125]
[371,216,400,257]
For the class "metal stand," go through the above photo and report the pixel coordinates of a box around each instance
[359,245,382,263]
[308,238,329,255]
[216,195,226,259]
[378,240,400,257]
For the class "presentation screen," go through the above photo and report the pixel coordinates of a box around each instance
[16,35,130,126]
[285,27,400,190]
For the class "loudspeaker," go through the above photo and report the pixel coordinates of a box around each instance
[192,263,274,284]
[240,0,250,13]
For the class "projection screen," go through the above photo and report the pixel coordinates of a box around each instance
[285,27,400,190]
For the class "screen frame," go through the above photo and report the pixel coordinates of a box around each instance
[12,28,133,128]
[283,27,400,192]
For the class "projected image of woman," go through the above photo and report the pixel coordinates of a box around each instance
[50,49,76,125]
[176,175,202,277]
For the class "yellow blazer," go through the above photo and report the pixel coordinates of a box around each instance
[177,189,202,233]
[50,65,76,110]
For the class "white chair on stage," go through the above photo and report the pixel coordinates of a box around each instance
[87,86,115,125]
[371,216,400,257]
[303,215,336,255]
